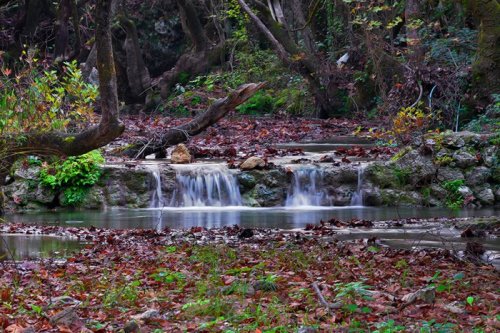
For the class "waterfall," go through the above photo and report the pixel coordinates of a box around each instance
[170,164,242,207]
[285,168,329,207]
[350,165,365,206]
[146,164,164,208]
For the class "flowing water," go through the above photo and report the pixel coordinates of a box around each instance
[169,164,242,207]
[2,161,499,265]
[350,165,365,206]
[286,167,330,207]
[146,164,164,208]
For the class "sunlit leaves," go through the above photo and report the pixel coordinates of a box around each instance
[0,53,98,135]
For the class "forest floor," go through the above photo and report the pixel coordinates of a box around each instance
[1,220,499,332]
[107,115,398,161]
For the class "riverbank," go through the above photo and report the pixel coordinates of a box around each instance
[0,220,498,332]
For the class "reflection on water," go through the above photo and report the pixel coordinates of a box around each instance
[4,206,499,230]
[0,234,84,261]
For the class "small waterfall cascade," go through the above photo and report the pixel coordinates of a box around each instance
[146,164,164,208]
[170,164,242,207]
[350,164,365,206]
[285,167,329,207]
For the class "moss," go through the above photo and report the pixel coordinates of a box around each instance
[434,155,454,166]
[63,136,76,143]
[367,165,399,189]
[390,146,412,162]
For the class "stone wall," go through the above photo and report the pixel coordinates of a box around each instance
[2,131,498,211]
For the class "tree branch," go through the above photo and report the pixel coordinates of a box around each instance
[123,82,265,158]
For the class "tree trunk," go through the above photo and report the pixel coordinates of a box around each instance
[405,0,423,63]
[159,0,226,98]
[123,83,265,158]
[54,0,72,59]
[467,0,500,104]
[119,14,151,101]
[0,0,124,185]
[238,0,337,118]
[290,0,316,54]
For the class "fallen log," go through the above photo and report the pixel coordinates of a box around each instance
[123,82,265,159]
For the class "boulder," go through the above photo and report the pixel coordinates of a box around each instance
[458,186,473,198]
[465,167,491,186]
[239,156,266,170]
[475,188,495,205]
[436,167,464,182]
[452,150,477,168]
[171,144,192,164]
[393,150,436,185]
[363,188,383,206]
[237,173,257,189]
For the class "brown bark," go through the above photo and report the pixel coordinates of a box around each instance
[405,0,423,62]
[54,0,72,59]
[124,83,265,158]
[159,0,226,98]
[290,0,316,54]
[0,0,124,184]
[238,0,335,118]
[119,14,151,100]
[467,0,500,103]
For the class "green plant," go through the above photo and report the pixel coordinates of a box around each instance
[442,179,465,209]
[0,54,98,135]
[419,319,456,333]
[373,319,405,333]
[150,269,186,285]
[434,155,454,166]
[39,150,104,206]
[236,91,274,115]
[103,279,141,308]
[334,280,373,302]
[466,296,475,306]
[393,167,411,187]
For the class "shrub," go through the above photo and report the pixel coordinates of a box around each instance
[442,179,465,209]
[0,52,98,135]
[39,150,105,206]
[236,91,274,115]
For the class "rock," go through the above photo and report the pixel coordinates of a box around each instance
[436,167,464,182]
[298,327,319,333]
[482,146,498,167]
[452,150,477,168]
[171,144,192,164]
[465,167,491,186]
[131,309,160,321]
[444,301,466,314]
[475,188,495,205]
[430,184,448,200]
[401,286,436,305]
[458,186,473,198]
[491,165,500,183]
[21,327,36,333]
[495,187,500,202]
[443,134,465,149]
[237,173,256,189]
[49,307,84,328]
[363,188,383,206]
[249,184,284,206]
[393,150,436,185]
[240,156,266,170]
[123,320,141,333]
[238,228,254,239]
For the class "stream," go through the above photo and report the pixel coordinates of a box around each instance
[2,206,499,266]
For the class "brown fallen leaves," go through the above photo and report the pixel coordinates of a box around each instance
[0,223,498,332]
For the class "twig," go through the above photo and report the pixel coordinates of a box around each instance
[311,281,343,312]
[410,81,423,108]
